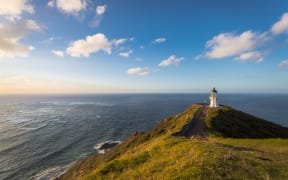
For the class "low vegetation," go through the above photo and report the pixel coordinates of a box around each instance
[205,106,288,138]
[59,105,288,180]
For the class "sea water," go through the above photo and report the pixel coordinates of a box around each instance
[0,94,287,179]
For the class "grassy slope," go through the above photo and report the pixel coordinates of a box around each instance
[60,105,288,180]
[205,106,288,138]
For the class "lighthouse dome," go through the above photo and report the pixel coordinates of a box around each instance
[211,87,217,93]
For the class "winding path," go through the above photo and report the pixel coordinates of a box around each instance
[185,105,208,138]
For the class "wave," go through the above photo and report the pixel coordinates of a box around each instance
[32,163,73,180]
[49,118,67,123]
[40,101,113,107]
[3,122,48,139]
[2,117,68,141]
[20,123,49,131]
[94,140,121,154]
[39,101,67,106]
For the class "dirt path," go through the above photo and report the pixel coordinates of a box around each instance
[185,105,208,138]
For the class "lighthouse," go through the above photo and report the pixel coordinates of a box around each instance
[209,87,218,108]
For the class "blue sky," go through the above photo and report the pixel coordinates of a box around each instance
[0,0,288,94]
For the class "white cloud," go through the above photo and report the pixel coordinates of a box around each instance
[25,20,41,30]
[90,5,108,27]
[112,38,127,46]
[271,13,288,35]
[0,0,34,21]
[197,12,288,65]
[66,33,110,57]
[49,0,86,15]
[119,50,133,58]
[0,20,41,59]
[158,55,184,67]
[52,50,64,57]
[66,33,128,57]
[278,60,288,68]
[205,31,267,59]
[127,67,150,75]
[153,37,166,44]
[234,51,264,63]
[96,5,106,15]
[47,0,55,8]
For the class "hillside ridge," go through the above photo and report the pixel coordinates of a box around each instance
[59,104,288,179]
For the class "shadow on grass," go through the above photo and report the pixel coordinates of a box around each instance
[205,106,288,138]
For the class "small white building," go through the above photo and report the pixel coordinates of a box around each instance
[209,87,218,108]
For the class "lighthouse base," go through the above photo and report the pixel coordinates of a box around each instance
[209,97,218,108]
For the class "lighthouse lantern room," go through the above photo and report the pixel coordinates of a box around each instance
[209,87,218,108]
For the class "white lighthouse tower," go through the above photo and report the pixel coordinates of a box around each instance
[209,87,218,108]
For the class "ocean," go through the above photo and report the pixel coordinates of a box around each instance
[0,94,287,180]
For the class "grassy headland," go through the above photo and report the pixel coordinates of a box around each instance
[59,104,288,180]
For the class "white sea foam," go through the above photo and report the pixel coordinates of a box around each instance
[94,140,121,154]
[50,118,67,123]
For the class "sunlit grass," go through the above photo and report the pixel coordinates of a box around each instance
[60,104,288,180]
[84,137,288,179]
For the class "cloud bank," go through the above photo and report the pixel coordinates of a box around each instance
[0,20,41,58]
[0,0,34,21]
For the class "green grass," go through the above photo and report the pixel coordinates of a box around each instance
[99,151,150,175]
[59,104,288,180]
[83,137,288,180]
[205,106,288,138]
